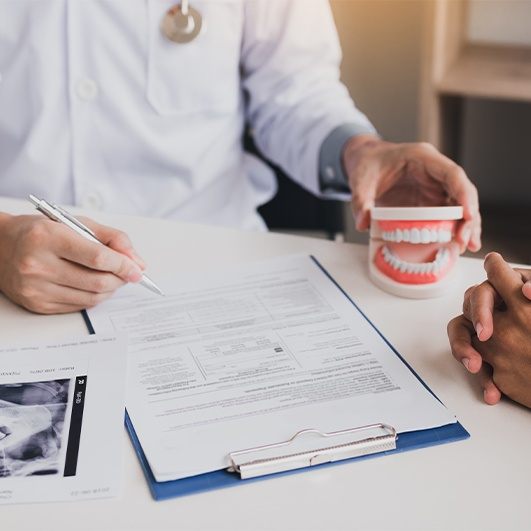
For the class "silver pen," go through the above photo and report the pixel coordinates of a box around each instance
[28,194,164,296]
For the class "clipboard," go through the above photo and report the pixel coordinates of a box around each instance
[82,256,469,501]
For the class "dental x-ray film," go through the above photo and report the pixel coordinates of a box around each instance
[0,336,127,504]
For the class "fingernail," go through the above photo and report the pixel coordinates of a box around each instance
[475,322,484,340]
[127,267,142,283]
[483,389,495,404]
[462,358,470,371]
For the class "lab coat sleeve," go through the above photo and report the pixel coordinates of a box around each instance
[241,0,377,198]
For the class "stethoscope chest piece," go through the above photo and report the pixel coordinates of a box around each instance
[161,1,202,44]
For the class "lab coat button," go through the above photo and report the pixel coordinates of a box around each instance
[76,78,98,101]
[82,192,104,210]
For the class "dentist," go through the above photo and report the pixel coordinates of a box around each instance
[0,0,481,314]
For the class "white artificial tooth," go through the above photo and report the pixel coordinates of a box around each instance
[410,228,420,244]
[421,228,431,243]
[399,262,407,272]
[443,231,452,243]
[382,231,388,240]
[431,229,438,242]
[402,229,410,242]
[388,232,395,242]
[427,263,435,274]
[437,229,445,243]
[395,228,403,242]
[421,263,430,274]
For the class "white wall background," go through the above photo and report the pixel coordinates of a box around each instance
[468,0,531,46]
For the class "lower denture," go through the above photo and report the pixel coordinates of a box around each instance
[374,246,455,285]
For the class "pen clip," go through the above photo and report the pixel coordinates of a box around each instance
[30,197,63,223]
[53,204,98,239]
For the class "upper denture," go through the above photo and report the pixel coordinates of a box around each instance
[378,220,455,244]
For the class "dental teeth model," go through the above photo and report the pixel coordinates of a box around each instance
[369,206,464,298]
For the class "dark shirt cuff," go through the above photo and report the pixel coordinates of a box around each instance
[319,123,378,195]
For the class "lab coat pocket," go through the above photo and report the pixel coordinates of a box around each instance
[146,0,243,116]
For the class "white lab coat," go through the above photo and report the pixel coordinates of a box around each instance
[0,0,374,230]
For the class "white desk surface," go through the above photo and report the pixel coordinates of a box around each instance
[1,197,530,531]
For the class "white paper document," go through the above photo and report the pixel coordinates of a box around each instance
[88,255,456,482]
[0,336,127,504]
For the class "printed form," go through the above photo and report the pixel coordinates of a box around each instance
[88,255,456,481]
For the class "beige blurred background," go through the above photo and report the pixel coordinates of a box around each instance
[330,0,531,263]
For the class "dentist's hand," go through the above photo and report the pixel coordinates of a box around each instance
[448,253,531,407]
[0,213,145,314]
[343,135,481,253]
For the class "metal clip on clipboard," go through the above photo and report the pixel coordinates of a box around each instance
[228,423,397,480]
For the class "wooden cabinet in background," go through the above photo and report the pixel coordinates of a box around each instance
[419,0,531,162]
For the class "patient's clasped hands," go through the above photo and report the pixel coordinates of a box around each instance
[448,253,531,408]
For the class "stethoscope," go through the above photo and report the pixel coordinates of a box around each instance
[161,0,203,44]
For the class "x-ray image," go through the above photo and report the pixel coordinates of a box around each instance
[0,379,71,478]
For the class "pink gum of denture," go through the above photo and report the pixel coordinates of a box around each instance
[377,220,455,232]
[374,246,456,285]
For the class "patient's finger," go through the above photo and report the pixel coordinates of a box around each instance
[523,281,531,300]
[515,269,531,301]
[484,253,523,306]
[477,363,502,405]
[462,281,502,342]
[447,315,483,373]
[515,268,531,282]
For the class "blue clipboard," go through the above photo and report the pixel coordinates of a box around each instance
[82,256,469,501]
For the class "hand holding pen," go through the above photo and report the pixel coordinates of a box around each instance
[0,196,162,315]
